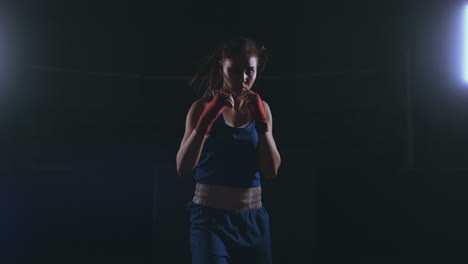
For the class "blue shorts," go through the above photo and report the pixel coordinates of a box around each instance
[187,201,272,264]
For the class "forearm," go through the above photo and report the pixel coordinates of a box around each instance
[176,130,207,177]
[257,132,281,179]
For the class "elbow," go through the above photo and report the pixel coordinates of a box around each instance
[176,164,186,177]
[260,168,279,180]
[177,169,193,178]
[273,157,281,178]
[271,167,280,179]
[176,153,188,178]
[176,164,194,178]
[262,173,277,180]
[260,159,281,180]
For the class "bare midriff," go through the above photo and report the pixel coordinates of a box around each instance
[192,183,262,211]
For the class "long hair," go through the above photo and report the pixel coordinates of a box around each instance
[189,36,268,98]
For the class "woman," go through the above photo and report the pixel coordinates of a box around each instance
[176,36,281,264]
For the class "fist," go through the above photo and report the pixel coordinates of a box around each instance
[240,89,268,123]
[214,91,235,108]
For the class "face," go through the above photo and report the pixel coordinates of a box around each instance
[219,55,258,96]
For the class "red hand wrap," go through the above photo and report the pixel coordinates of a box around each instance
[248,92,270,134]
[194,93,228,136]
[253,93,268,123]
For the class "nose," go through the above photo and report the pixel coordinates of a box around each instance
[242,71,248,82]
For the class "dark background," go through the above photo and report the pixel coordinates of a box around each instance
[1,0,468,263]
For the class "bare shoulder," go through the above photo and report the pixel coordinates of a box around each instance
[191,96,210,112]
[198,95,212,106]
[179,96,210,147]
[186,96,211,126]
[261,100,272,114]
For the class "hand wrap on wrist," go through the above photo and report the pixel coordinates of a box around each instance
[251,93,269,134]
[194,93,227,136]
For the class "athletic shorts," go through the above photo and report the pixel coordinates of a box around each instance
[187,200,272,264]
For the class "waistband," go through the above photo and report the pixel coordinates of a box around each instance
[192,183,262,211]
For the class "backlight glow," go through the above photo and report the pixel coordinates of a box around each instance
[463,5,468,82]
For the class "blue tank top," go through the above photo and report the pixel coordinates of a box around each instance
[193,112,261,188]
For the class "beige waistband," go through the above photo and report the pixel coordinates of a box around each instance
[192,183,262,211]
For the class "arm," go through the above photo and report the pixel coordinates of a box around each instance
[257,101,281,179]
[176,93,230,178]
[176,99,208,178]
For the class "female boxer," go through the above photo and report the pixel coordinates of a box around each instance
[176,36,281,264]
